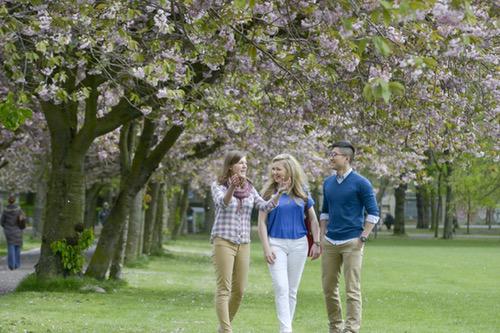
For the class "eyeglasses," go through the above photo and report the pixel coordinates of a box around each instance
[330,152,346,158]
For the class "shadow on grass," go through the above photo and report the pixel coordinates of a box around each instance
[16,273,127,293]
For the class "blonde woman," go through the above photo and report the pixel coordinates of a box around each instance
[258,153,321,333]
[211,151,284,333]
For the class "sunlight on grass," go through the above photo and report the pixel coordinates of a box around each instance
[0,236,498,332]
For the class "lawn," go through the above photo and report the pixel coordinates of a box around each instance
[0,235,499,333]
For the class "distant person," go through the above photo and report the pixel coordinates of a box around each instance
[383,213,394,230]
[210,151,283,333]
[320,141,379,333]
[98,202,110,226]
[1,195,26,270]
[258,153,321,333]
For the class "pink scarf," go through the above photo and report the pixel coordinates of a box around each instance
[225,179,253,212]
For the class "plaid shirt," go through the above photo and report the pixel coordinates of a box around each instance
[211,181,275,244]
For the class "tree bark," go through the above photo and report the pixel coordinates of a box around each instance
[430,184,437,233]
[393,183,407,235]
[84,183,104,230]
[109,212,129,280]
[422,185,430,229]
[442,162,454,239]
[203,186,215,234]
[151,183,166,254]
[125,189,144,263]
[466,197,471,235]
[375,177,389,237]
[167,187,180,237]
[486,207,494,230]
[173,181,190,239]
[36,97,90,278]
[143,182,161,255]
[416,185,429,229]
[32,173,47,238]
[434,171,443,238]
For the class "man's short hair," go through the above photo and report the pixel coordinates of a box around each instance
[330,140,355,161]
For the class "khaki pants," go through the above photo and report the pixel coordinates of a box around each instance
[321,239,364,333]
[212,237,250,333]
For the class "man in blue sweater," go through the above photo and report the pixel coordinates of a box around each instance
[319,141,379,333]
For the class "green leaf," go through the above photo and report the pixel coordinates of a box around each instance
[0,92,33,131]
[380,80,391,103]
[389,81,405,96]
[248,45,257,60]
[357,39,368,57]
[342,18,353,31]
[380,0,392,9]
[363,83,373,102]
[423,57,437,69]
[373,36,392,57]
[234,0,246,9]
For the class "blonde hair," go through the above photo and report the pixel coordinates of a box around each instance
[262,153,308,201]
[217,150,246,185]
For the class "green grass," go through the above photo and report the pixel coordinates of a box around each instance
[0,235,499,333]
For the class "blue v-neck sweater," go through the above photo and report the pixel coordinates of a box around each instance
[321,171,379,241]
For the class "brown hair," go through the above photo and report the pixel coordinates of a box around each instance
[8,195,16,204]
[217,150,246,185]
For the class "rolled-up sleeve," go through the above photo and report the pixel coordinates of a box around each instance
[253,187,276,212]
[359,179,380,224]
[211,182,230,209]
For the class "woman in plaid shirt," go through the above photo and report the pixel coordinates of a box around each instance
[211,151,283,333]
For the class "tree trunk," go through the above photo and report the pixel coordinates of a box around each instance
[32,174,47,238]
[167,187,180,237]
[36,153,87,278]
[143,182,161,255]
[435,171,443,238]
[204,186,215,234]
[422,185,430,229]
[109,212,129,280]
[466,198,471,235]
[84,183,104,230]
[442,162,454,239]
[125,189,144,263]
[373,178,389,238]
[151,183,166,254]
[486,207,494,230]
[430,183,437,233]
[173,181,190,239]
[86,121,184,279]
[35,78,141,278]
[393,183,407,235]
[416,185,424,229]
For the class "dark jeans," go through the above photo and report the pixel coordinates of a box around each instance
[7,244,21,270]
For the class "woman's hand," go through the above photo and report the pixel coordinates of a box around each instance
[229,174,243,187]
[264,248,276,264]
[277,177,291,194]
[309,243,321,260]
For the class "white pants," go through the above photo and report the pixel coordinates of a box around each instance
[268,236,308,333]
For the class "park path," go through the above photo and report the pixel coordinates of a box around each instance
[0,248,40,295]
[0,246,96,296]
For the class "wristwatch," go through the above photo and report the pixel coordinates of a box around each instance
[359,236,368,243]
